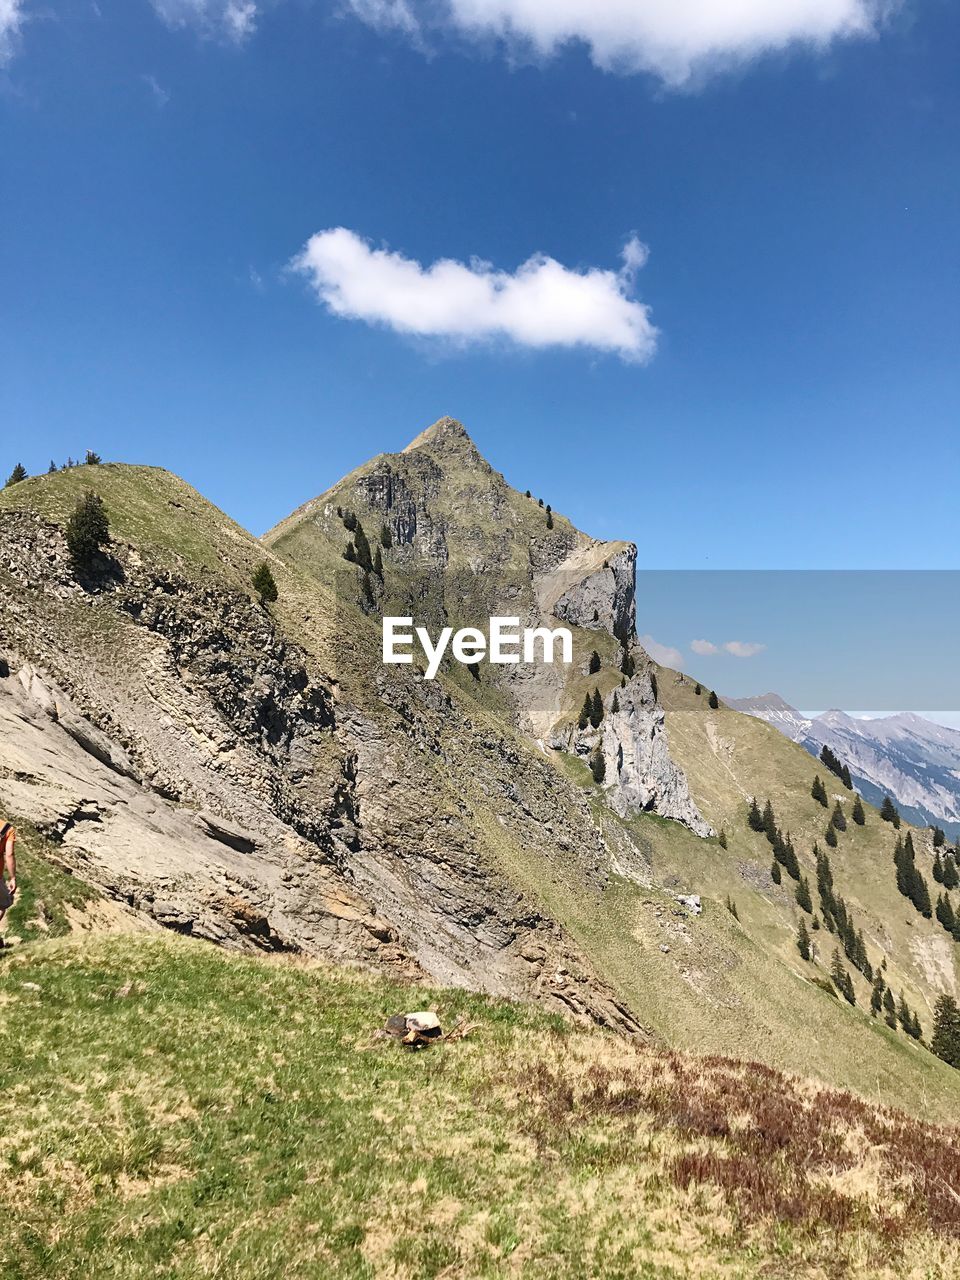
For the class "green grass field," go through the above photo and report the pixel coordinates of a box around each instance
[2,932,959,1280]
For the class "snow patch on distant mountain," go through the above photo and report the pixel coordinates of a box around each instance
[727,694,960,838]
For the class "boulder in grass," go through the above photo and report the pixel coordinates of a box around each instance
[384,1010,443,1047]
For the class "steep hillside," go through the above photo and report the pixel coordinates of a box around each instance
[729,694,960,837]
[3,934,959,1280]
[652,671,959,1092]
[2,431,960,1124]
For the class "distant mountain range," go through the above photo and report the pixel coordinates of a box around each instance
[727,694,960,838]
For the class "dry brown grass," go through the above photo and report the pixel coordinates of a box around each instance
[506,1030,960,1271]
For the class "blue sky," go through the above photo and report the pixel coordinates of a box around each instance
[2,0,957,594]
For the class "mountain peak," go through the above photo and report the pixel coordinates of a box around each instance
[402,416,479,457]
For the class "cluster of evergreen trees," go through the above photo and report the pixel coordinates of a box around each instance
[830,949,856,1005]
[880,795,901,828]
[578,688,604,730]
[6,451,103,489]
[893,833,932,918]
[815,845,872,980]
[749,798,801,880]
[933,847,960,889]
[819,744,853,789]
[868,969,922,1038]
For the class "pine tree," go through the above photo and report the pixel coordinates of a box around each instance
[373,547,384,578]
[830,949,855,1003]
[795,876,813,913]
[831,801,847,832]
[825,824,838,848]
[611,692,620,714]
[944,855,960,891]
[870,974,884,1016]
[353,521,373,572]
[936,894,956,934]
[694,683,702,696]
[524,489,531,499]
[882,987,897,1029]
[538,498,544,507]
[880,796,901,828]
[380,523,392,549]
[718,828,727,850]
[620,648,635,678]
[578,694,592,731]
[252,562,278,605]
[762,800,777,845]
[84,450,102,465]
[343,510,357,532]
[546,511,554,529]
[5,463,27,487]
[748,798,764,832]
[852,795,865,826]
[811,915,820,930]
[796,918,811,961]
[708,690,719,709]
[65,491,110,570]
[908,1011,922,1041]
[590,746,606,784]
[811,775,828,807]
[778,833,801,881]
[933,852,945,884]
[771,859,782,885]
[841,764,853,790]
[931,994,960,1068]
[47,460,58,474]
[589,689,604,729]
[897,993,912,1032]
[932,826,946,849]
[588,650,601,675]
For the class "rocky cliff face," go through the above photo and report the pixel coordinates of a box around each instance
[268,416,709,835]
[0,498,649,1036]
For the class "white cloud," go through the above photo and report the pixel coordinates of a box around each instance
[291,227,658,361]
[151,0,257,41]
[348,0,892,85]
[639,634,683,668]
[723,640,766,658]
[691,638,766,658]
[142,73,171,107]
[0,0,23,65]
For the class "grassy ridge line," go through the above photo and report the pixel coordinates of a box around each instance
[1,934,958,1280]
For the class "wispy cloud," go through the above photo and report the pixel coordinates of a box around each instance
[724,640,766,658]
[691,638,766,659]
[347,0,893,87]
[142,73,171,107]
[150,0,257,42]
[639,634,683,668]
[0,0,23,66]
[291,227,658,362]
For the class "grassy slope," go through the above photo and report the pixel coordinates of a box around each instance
[2,934,959,1280]
[5,463,960,1122]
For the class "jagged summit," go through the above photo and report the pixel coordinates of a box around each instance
[402,415,476,454]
